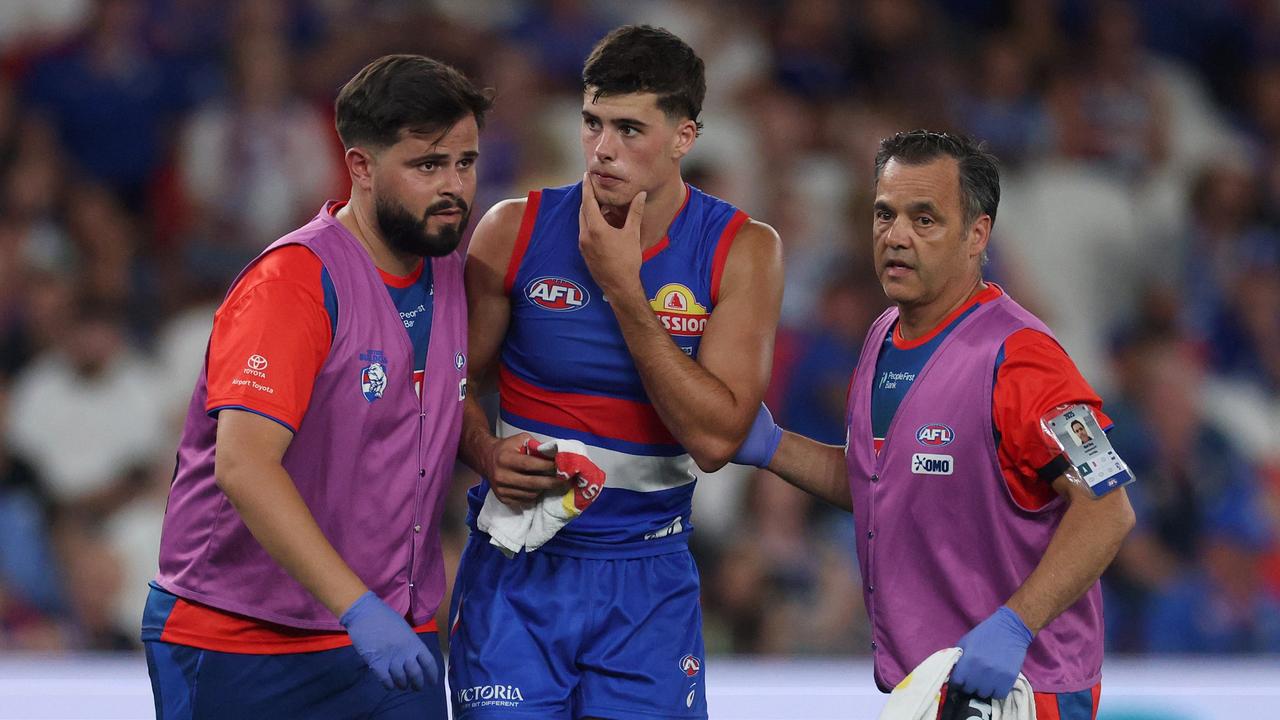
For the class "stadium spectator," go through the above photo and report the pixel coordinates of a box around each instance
[22,0,190,209]
[5,296,164,515]
[178,30,335,266]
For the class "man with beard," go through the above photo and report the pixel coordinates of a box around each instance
[142,55,490,719]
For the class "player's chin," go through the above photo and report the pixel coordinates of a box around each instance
[592,183,632,207]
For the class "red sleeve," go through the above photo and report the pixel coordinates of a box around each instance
[205,246,332,431]
[993,328,1114,511]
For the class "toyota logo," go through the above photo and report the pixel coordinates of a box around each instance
[247,355,269,371]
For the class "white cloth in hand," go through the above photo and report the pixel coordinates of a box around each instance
[476,439,605,558]
[878,648,1036,720]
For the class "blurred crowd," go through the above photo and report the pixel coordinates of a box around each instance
[1,0,1278,659]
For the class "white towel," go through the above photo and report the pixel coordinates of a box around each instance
[476,438,605,558]
[878,648,1036,720]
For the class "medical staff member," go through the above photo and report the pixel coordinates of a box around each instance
[736,130,1136,720]
[143,55,489,719]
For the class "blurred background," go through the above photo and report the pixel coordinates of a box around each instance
[1,0,1279,709]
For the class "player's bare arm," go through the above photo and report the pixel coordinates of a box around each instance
[1006,479,1136,633]
[766,431,852,510]
[579,176,783,472]
[459,198,559,506]
[214,409,369,618]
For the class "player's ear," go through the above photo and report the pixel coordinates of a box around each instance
[346,146,377,192]
[671,118,698,160]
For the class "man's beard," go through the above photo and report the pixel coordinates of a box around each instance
[374,195,470,258]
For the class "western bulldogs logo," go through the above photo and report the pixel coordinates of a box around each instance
[679,654,701,677]
[359,349,388,402]
[916,423,954,446]
[527,277,590,311]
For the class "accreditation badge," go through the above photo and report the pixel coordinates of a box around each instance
[1042,404,1135,498]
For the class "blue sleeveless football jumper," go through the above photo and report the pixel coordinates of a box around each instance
[464,181,748,557]
[450,182,747,719]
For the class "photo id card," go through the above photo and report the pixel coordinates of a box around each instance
[1045,404,1134,497]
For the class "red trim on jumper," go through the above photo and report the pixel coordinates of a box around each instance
[159,598,438,654]
[328,200,347,216]
[499,364,678,446]
[640,183,691,263]
[642,236,670,262]
[504,191,542,294]
[710,211,750,305]
[675,183,691,215]
[892,283,1003,350]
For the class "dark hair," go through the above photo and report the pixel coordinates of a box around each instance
[335,54,492,150]
[582,25,706,134]
[874,130,1001,227]
[1071,420,1086,430]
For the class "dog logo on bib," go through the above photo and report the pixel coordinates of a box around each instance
[359,350,388,402]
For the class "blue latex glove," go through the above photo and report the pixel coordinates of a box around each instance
[951,606,1034,700]
[340,591,437,691]
[733,404,783,467]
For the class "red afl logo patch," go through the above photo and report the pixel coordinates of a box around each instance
[526,277,590,311]
[679,654,701,677]
[916,424,954,446]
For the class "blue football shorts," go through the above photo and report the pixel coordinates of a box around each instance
[448,532,708,719]
[144,631,446,719]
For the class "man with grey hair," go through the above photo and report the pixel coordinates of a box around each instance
[734,130,1135,719]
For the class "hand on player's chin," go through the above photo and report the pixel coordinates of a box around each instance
[579,173,644,295]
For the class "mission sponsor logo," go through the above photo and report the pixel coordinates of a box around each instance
[650,283,709,336]
[526,276,589,311]
[916,423,954,446]
[911,453,954,475]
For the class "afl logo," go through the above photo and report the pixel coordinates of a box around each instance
[526,277,590,311]
[916,424,954,446]
[679,654,701,677]
[247,354,268,371]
